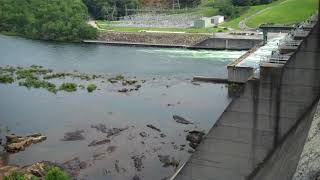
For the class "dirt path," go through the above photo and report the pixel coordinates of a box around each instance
[239,0,291,31]
[87,20,102,30]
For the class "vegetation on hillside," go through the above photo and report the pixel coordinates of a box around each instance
[214,0,249,19]
[223,0,318,29]
[0,0,97,41]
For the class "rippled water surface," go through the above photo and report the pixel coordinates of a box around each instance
[0,35,244,180]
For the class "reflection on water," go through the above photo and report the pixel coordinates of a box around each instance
[0,35,242,179]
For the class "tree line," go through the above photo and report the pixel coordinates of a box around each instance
[0,0,97,41]
[212,0,276,20]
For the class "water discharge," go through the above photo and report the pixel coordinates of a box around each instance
[138,49,246,60]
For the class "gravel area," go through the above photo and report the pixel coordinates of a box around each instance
[293,103,320,180]
[113,13,199,28]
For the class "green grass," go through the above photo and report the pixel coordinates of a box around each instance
[246,0,318,28]
[222,0,289,29]
[96,21,225,33]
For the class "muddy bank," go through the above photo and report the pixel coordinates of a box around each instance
[97,31,210,46]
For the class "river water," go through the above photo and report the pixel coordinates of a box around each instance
[0,35,245,180]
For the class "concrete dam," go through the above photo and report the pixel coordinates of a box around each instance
[174,12,320,180]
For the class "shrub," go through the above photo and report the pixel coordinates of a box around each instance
[45,167,69,180]
[4,172,26,180]
[59,83,77,92]
[18,78,57,93]
[87,84,97,93]
[0,75,14,84]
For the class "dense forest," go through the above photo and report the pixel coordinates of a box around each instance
[0,0,97,41]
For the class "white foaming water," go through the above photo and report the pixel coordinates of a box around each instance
[138,49,246,61]
[237,34,287,68]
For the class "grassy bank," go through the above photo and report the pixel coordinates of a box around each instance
[246,0,318,28]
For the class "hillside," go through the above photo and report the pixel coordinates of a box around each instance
[223,0,318,29]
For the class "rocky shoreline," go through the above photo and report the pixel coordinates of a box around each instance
[97,31,210,46]
[0,115,206,179]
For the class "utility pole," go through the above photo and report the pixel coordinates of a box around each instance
[172,0,180,10]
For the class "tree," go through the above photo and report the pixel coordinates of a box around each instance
[0,0,97,41]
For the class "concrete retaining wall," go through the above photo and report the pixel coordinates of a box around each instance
[195,38,262,50]
[227,66,254,83]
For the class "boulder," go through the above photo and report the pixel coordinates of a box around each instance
[5,133,47,153]
[186,131,205,149]
[173,115,193,125]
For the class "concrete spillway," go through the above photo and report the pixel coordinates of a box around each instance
[236,34,286,68]
[227,34,287,83]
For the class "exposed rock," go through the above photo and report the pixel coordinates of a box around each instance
[191,82,201,86]
[107,146,117,153]
[118,88,129,93]
[188,149,195,154]
[135,84,142,90]
[186,131,205,149]
[106,127,129,138]
[146,124,161,132]
[173,115,193,125]
[172,144,179,150]
[108,79,118,83]
[91,123,107,133]
[132,174,141,180]
[158,155,179,168]
[126,79,138,85]
[88,139,111,147]
[160,133,166,138]
[139,132,148,138]
[5,133,47,153]
[93,152,106,160]
[0,152,8,166]
[23,162,47,177]
[91,124,128,137]
[132,155,144,172]
[61,130,85,141]
[60,157,87,177]
[115,160,120,173]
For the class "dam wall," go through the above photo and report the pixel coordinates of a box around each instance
[248,17,320,180]
[175,14,319,180]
